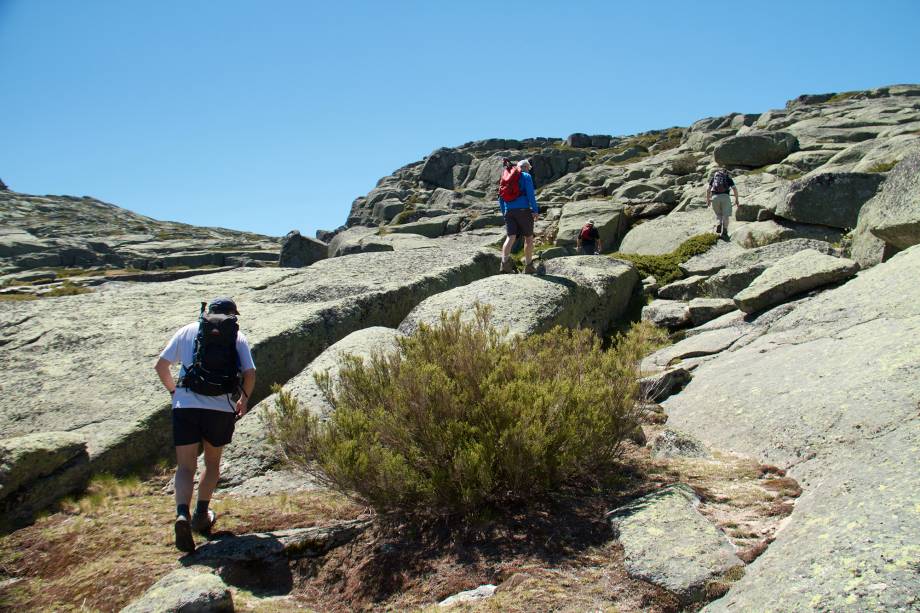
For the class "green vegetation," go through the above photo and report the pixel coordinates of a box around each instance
[0,294,37,302]
[866,160,898,173]
[826,91,859,104]
[611,233,719,284]
[265,306,659,519]
[45,280,93,297]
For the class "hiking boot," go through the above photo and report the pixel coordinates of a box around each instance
[714,223,723,236]
[174,515,195,553]
[523,261,537,275]
[191,509,217,535]
[500,259,515,274]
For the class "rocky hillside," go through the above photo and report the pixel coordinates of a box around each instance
[327,83,919,269]
[0,191,280,292]
[1,84,918,612]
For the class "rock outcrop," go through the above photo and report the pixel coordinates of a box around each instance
[0,246,498,521]
[659,244,920,612]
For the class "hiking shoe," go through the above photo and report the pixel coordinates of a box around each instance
[500,259,515,274]
[191,509,217,535]
[174,515,195,553]
[523,261,537,275]
[714,224,723,236]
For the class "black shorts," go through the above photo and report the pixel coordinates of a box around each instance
[172,408,236,447]
[505,208,535,237]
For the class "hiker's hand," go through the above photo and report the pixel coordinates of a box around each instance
[532,213,539,221]
[235,397,248,419]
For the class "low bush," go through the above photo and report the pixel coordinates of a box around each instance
[265,306,658,518]
[611,233,718,284]
[45,281,92,297]
[865,160,897,173]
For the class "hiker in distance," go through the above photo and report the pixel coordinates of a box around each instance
[154,297,256,553]
[576,219,602,255]
[706,167,739,240]
[498,158,540,274]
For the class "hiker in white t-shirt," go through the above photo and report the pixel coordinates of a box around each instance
[154,296,256,553]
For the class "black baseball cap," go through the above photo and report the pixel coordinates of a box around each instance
[208,297,240,315]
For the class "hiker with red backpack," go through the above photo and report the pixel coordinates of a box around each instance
[498,158,540,274]
[576,219,602,255]
[154,297,256,553]
[706,168,739,240]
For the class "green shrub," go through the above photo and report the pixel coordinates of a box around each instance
[265,306,656,518]
[611,233,718,285]
[45,280,92,297]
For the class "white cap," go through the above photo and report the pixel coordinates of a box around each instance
[517,159,532,169]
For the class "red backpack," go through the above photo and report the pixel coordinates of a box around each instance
[580,224,595,240]
[499,159,522,202]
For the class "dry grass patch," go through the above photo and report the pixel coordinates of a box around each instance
[0,472,359,612]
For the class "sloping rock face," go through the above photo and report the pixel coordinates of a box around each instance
[608,484,742,603]
[0,191,279,275]
[659,245,920,612]
[0,246,498,519]
[0,432,88,514]
[619,207,721,256]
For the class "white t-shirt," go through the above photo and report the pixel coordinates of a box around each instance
[159,322,256,412]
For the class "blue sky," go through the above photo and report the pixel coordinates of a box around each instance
[1,0,918,238]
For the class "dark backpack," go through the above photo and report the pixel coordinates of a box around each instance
[499,159,522,202]
[711,170,732,194]
[180,303,241,397]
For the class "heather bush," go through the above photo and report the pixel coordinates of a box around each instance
[265,306,660,518]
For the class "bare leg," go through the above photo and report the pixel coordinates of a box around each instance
[524,235,534,264]
[174,443,199,515]
[502,234,517,259]
[197,440,224,503]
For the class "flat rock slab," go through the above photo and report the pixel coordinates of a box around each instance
[702,238,836,298]
[641,299,690,330]
[218,326,403,491]
[734,249,858,313]
[664,245,920,612]
[680,240,746,276]
[608,484,742,603]
[688,298,737,326]
[643,327,744,371]
[401,258,637,338]
[619,207,722,256]
[658,275,707,300]
[121,567,232,613]
[191,520,370,565]
[0,246,497,516]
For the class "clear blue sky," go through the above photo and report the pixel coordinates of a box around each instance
[2,0,918,238]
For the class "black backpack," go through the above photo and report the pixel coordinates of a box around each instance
[711,170,732,194]
[179,303,242,397]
